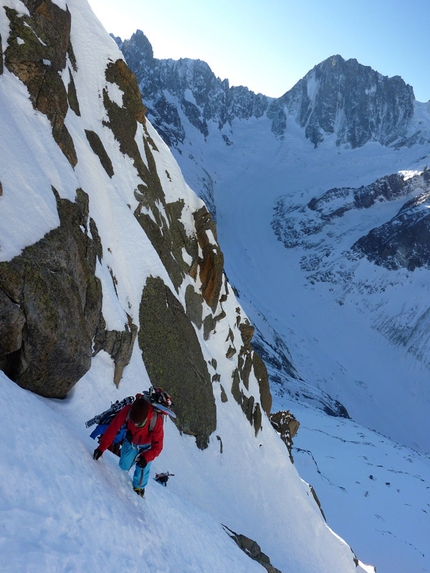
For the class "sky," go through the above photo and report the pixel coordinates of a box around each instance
[87,0,430,102]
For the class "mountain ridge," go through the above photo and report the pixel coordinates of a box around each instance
[116,30,430,153]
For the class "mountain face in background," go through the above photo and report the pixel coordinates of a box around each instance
[117,30,430,573]
[274,55,417,148]
[117,31,429,156]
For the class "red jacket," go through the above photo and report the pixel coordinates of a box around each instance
[99,403,164,464]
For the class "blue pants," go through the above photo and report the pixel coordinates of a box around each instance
[119,440,152,490]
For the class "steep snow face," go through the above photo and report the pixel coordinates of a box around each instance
[0,1,374,572]
[291,403,430,573]
[0,366,375,573]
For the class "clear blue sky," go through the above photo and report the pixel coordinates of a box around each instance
[88,0,430,102]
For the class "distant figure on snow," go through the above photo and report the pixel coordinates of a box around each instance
[93,395,164,497]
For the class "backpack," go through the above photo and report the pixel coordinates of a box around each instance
[86,387,174,456]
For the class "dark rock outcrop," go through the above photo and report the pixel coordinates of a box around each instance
[194,206,224,312]
[0,188,102,398]
[230,315,271,436]
[138,276,216,449]
[270,410,300,462]
[93,318,138,387]
[223,526,282,573]
[353,188,430,271]
[4,0,78,166]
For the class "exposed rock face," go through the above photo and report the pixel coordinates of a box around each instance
[138,276,216,449]
[223,526,282,573]
[93,319,138,387]
[273,55,415,147]
[270,410,300,462]
[4,0,78,166]
[0,289,25,357]
[194,206,224,312]
[230,315,271,436]
[353,171,430,270]
[0,189,102,398]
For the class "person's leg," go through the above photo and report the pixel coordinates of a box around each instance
[119,439,138,471]
[133,461,152,490]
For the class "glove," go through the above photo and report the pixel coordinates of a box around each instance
[136,454,147,469]
[125,430,133,442]
[93,448,103,460]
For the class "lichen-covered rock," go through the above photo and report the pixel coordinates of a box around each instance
[4,0,77,166]
[85,130,114,178]
[103,59,147,166]
[194,206,224,312]
[229,317,272,435]
[252,351,272,416]
[0,289,25,356]
[93,318,138,387]
[0,188,102,398]
[138,276,216,449]
[185,284,203,329]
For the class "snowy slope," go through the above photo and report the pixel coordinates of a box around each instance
[292,404,430,573]
[0,1,376,572]
[0,365,374,573]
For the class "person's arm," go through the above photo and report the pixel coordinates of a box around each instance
[98,406,130,452]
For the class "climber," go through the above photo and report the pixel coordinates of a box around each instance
[92,395,164,498]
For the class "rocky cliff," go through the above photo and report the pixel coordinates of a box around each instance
[0,0,270,450]
[272,55,416,147]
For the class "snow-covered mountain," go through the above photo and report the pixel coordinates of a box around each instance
[0,1,379,573]
[116,30,430,573]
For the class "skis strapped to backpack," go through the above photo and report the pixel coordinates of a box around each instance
[85,395,135,428]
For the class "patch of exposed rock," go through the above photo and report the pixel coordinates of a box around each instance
[223,526,282,573]
[230,313,271,436]
[138,275,216,449]
[194,206,224,312]
[270,410,300,462]
[4,0,78,166]
[0,188,102,397]
[0,188,139,398]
